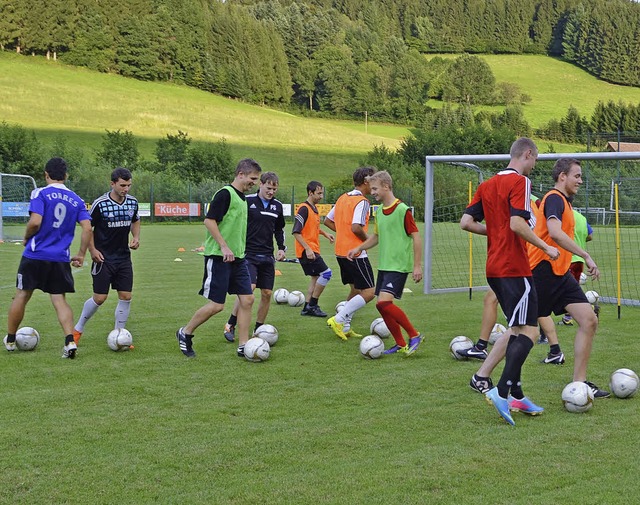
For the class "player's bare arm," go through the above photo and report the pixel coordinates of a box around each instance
[71,220,93,268]
[460,214,487,236]
[547,218,600,280]
[411,232,423,283]
[510,215,559,260]
[323,216,336,232]
[347,234,378,259]
[22,213,42,245]
[130,219,141,250]
[320,229,335,243]
[293,232,315,260]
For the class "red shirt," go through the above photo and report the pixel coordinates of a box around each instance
[465,169,534,278]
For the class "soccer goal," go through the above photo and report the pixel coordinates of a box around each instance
[423,151,640,311]
[0,173,36,242]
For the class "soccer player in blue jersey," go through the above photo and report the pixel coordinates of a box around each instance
[73,168,140,345]
[4,157,92,359]
[223,171,286,342]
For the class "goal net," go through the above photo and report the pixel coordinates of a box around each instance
[424,151,640,308]
[0,173,37,242]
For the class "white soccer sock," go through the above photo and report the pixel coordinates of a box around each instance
[75,298,101,332]
[115,299,131,329]
[336,295,366,324]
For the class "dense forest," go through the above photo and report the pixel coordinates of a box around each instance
[2,0,640,123]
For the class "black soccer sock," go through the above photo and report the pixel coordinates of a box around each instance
[309,297,319,307]
[228,314,238,326]
[254,322,263,332]
[476,339,488,351]
[550,344,561,355]
[497,334,534,398]
[6,333,16,343]
[65,334,75,345]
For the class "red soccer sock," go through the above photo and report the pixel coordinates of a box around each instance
[377,301,407,347]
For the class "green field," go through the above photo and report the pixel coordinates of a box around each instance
[426,54,640,128]
[1,224,640,504]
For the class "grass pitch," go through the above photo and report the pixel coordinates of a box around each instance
[1,224,640,504]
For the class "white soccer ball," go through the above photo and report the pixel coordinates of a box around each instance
[610,368,639,399]
[15,326,40,351]
[107,328,133,351]
[287,290,305,307]
[359,335,385,359]
[370,317,390,339]
[561,381,594,413]
[449,335,474,360]
[244,337,270,362]
[579,272,587,285]
[585,290,599,304]
[254,324,278,346]
[335,300,347,314]
[274,288,290,304]
[488,323,507,345]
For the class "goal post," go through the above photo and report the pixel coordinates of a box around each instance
[423,151,640,310]
[0,173,37,242]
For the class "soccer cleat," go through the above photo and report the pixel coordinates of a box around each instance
[344,329,362,338]
[383,344,408,355]
[73,330,83,345]
[62,341,78,359]
[455,344,488,360]
[176,327,195,358]
[237,345,245,358]
[404,334,424,356]
[223,323,235,342]
[306,305,327,318]
[508,396,544,416]
[542,351,565,365]
[300,306,311,316]
[470,374,494,394]
[485,387,515,425]
[537,329,548,345]
[558,317,574,326]
[593,304,600,319]
[3,335,16,352]
[326,316,347,341]
[585,380,611,399]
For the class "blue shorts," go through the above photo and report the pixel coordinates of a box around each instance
[199,256,253,304]
[375,270,408,300]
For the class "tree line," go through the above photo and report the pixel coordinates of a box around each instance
[2,0,640,123]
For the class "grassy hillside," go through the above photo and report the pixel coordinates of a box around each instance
[0,52,408,194]
[427,54,640,127]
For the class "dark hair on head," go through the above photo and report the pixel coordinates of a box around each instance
[552,157,581,182]
[111,167,132,182]
[236,158,262,176]
[44,157,68,181]
[261,172,279,185]
[307,181,323,194]
[353,166,376,186]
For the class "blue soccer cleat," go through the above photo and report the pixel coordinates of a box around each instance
[485,387,515,425]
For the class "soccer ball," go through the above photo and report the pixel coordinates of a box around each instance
[359,335,385,359]
[585,290,599,304]
[254,324,278,346]
[287,290,305,307]
[335,300,347,314]
[609,368,639,398]
[274,288,289,304]
[579,272,587,285]
[107,328,133,351]
[561,381,594,413]
[15,327,40,351]
[370,317,390,339]
[449,335,474,360]
[488,323,507,345]
[244,337,270,362]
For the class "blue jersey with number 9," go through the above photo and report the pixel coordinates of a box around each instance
[23,183,91,262]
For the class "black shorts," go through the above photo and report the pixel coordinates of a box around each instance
[487,276,538,328]
[91,260,134,294]
[246,254,276,290]
[199,256,253,304]
[299,254,329,277]
[337,256,375,290]
[375,270,408,299]
[533,260,588,317]
[16,257,75,294]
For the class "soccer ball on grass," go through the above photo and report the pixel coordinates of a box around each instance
[449,336,474,360]
[359,335,385,359]
[16,327,40,351]
[370,318,390,339]
[244,337,270,362]
[609,368,639,398]
[274,288,290,304]
[287,290,305,307]
[254,324,278,346]
[107,328,133,351]
[488,323,506,345]
[561,381,594,413]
